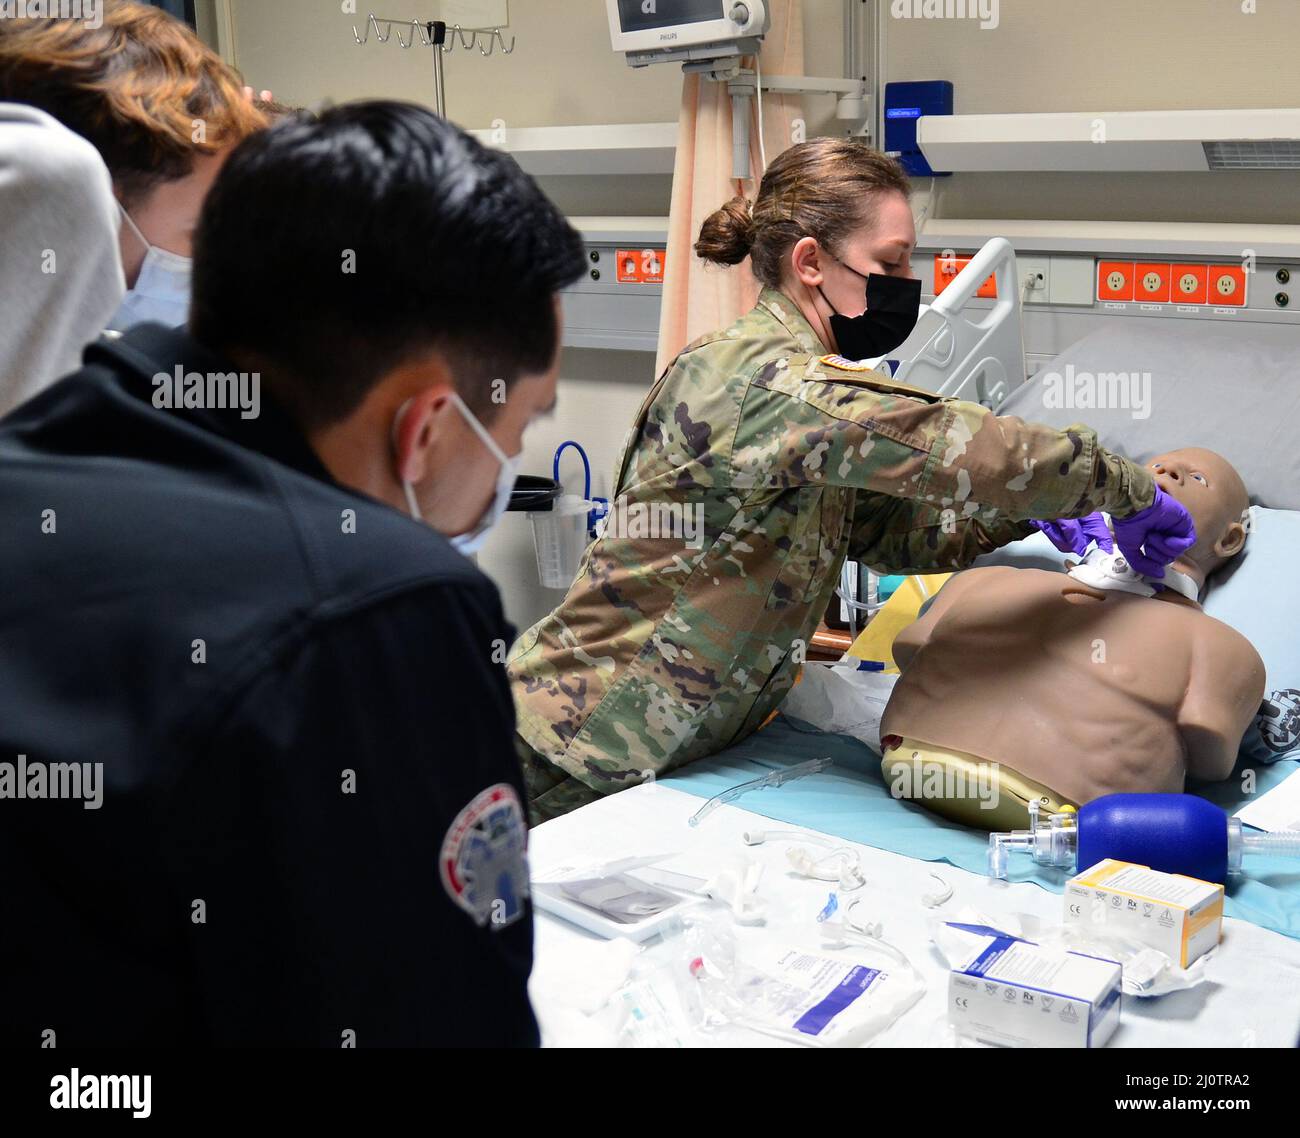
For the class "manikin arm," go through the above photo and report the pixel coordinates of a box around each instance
[890,566,1004,671]
[1177,623,1267,782]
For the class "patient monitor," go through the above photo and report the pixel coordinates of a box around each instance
[607,0,770,68]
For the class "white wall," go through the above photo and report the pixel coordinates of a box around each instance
[880,0,1300,223]
[226,0,685,126]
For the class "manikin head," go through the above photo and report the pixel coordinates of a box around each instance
[1145,447,1249,592]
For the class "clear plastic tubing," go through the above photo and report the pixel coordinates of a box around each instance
[988,793,1300,884]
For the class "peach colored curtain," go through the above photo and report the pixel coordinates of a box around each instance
[654,0,807,377]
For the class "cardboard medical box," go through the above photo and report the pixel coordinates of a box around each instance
[1064,859,1223,969]
[944,923,1121,1048]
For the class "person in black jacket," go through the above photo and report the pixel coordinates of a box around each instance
[0,101,586,1047]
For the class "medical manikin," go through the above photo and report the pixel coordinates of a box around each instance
[879,449,1266,829]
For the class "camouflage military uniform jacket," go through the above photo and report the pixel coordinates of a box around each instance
[509,288,1155,801]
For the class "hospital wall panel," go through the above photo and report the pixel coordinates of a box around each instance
[882,0,1300,223]
[216,0,847,202]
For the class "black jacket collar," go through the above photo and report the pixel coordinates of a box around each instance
[86,324,336,487]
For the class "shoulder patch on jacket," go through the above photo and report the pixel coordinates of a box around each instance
[818,356,945,403]
[820,354,884,373]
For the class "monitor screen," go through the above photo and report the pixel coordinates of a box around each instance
[143,0,198,29]
[615,0,724,34]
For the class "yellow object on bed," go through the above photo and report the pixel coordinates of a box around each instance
[846,573,953,671]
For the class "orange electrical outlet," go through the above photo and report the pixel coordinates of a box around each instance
[1171,264,1209,305]
[1097,261,1134,301]
[615,248,666,284]
[1134,263,1172,304]
[642,248,666,284]
[933,253,965,294]
[932,254,996,298]
[1209,264,1247,306]
[615,250,642,283]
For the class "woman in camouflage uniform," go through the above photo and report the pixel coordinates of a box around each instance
[509,137,1185,822]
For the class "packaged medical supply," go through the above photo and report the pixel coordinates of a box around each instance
[558,874,680,921]
[1039,926,1210,999]
[533,860,700,942]
[1064,859,1223,969]
[987,793,1300,884]
[613,977,689,1049]
[939,922,1121,1048]
[676,916,921,1047]
[697,946,920,1047]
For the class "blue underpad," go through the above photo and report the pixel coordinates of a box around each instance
[661,714,1300,941]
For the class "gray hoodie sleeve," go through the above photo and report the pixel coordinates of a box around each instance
[0,102,125,414]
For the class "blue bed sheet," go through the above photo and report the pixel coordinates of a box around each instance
[660,714,1300,941]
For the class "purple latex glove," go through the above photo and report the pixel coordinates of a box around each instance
[1028,513,1115,558]
[1111,488,1196,578]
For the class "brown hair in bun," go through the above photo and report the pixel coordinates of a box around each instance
[695,138,909,287]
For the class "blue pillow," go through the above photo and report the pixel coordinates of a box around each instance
[973,512,1300,763]
[1202,507,1300,762]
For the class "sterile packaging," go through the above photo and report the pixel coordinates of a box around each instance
[533,867,700,942]
[677,917,922,1047]
[1064,859,1223,969]
[942,922,1121,1048]
[726,947,919,1047]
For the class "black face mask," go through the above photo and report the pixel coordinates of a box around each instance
[820,267,922,361]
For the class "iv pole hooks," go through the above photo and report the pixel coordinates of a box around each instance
[352,13,518,117]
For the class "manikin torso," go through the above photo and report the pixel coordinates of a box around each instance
[880,565,1266,806]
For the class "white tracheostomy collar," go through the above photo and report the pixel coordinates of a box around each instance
[1066,547,1200,602]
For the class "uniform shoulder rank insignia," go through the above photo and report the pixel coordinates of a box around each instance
[440,783,529,929]
[820,354,886,373]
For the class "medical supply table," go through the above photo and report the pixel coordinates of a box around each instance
[528,784,1300,1048]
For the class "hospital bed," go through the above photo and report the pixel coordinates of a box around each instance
[529,250,1300,1046]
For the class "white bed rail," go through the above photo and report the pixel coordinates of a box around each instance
[877,236,1026,408]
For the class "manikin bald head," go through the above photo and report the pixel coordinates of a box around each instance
[1145,448,1249,584]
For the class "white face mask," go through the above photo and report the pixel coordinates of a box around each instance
[110,205,193,332]
[399,393,520,556]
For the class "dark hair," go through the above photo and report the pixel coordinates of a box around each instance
[191,101,586,428]
[252,97,300,121]
[0,0,266,206]
[695,138,910,287]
